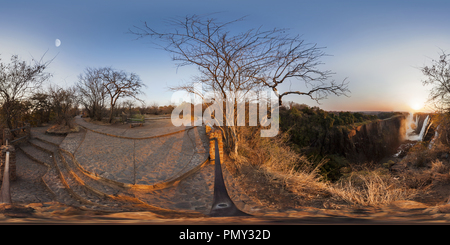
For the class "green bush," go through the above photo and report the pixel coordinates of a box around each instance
[280,103,377,148]
[131,114,145,120]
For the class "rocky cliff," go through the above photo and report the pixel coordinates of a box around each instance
[414,113,435,141]
[316,115,407,163]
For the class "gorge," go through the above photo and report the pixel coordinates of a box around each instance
[317,114,407,163]
[318,112,435,163]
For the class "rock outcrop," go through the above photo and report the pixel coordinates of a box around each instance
[316,115,407,163]
[414,113,435,142]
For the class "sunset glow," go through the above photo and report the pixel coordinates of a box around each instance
[409,99,426,111]
[410,102,423,111]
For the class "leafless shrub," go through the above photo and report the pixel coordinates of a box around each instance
[0,54,52,128]
[431,159,448,174]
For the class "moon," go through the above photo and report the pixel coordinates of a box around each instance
[55,39,61,47]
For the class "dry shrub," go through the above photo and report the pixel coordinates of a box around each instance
[393,144,448,191]
[431,159,448,174]
[329,168,416,207]
[401,169,433,189]
[428,142,450,160]
[406,142,429,168]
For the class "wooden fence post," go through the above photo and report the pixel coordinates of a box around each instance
[25,123,31,139]
[3,128,11,146]
[207,127,223,163]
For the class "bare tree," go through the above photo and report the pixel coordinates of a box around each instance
[422,51,450,112]
[76,67,107,121]
[149,101,160,115]
[98,67,146,123]
[0,54,52,128]
[421,51,450,146]
[123,99,136,116]
[130,14,348,153]
[30,92,52,125]
[256,38,349,106]
[48,85,77,127]
[137,101,147,115]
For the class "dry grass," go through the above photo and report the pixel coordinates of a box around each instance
[328,168,417,207]
[263,153,329,199]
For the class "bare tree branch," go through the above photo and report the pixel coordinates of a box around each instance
[98,67,146,123]
[422,51,450,112]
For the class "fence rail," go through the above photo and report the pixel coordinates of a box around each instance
[10,135,28,144]
[3,123,30,145]
[10,126,28,132]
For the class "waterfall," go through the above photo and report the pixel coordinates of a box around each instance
[395,113,432,158]
[428,125,440,149]
[405,112,419,141]
[394,112,424,157]
[418,115,430,141]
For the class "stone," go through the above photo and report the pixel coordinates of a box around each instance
[130,123,143,128]
[174,202,192,209]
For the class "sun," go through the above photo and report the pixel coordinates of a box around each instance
[409,101,423,111]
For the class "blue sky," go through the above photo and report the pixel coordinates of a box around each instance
[1,0,449,112]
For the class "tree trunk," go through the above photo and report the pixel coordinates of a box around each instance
[109,97,119,123]
[221,126,240,157]
[3,102,13,130]
[109,105,114,123]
